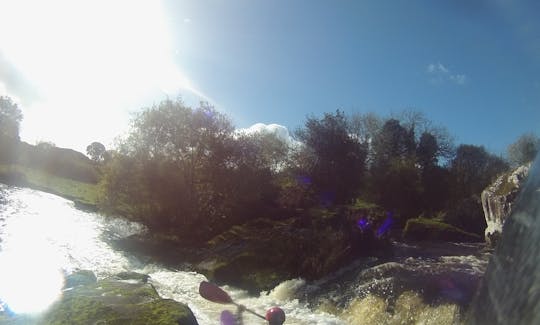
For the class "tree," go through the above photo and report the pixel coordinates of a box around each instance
[369,119,418,214]
[397,110,454,160]
[507,133,540,167]
[294,110,367,205]
[371,119,416,167]
[450,144,509,200]
[369,117,453,218]
[36,141,56,150]
[215,132,288,224]
[86,142,107,162]
[416,132,450,213]
[0,96,23,140]
[101,99,237,237]
[416,132,439,169]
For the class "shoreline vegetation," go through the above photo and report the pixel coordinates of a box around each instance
[0,164,98,209]
[1,95,539,293]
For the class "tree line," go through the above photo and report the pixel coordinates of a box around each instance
[1,95,539,242]
[92,98,538,241]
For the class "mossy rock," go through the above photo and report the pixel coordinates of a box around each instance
[64,270,97,289]
[41,277,198,325]
[113,271,150,283]
[403,218,482,242]
[209,255,292,294]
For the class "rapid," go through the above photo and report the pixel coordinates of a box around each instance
[0,184,490,324]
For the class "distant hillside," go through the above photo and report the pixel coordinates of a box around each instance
[0,136,99,184]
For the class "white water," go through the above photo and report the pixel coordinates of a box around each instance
[0,185,490,324]
[0,185,343,324]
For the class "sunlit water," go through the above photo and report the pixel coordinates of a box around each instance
[0,184,490,324]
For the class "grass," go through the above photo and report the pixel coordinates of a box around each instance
[403,217,482,242]
[0,164,99,206]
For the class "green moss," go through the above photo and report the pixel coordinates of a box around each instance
[352,199,380,210]
[403,217,482,242]
[43,295,119,325]
[42,277,198,325]
[494,172,516,196]
[0,164,98,206]
[137,299,197,325]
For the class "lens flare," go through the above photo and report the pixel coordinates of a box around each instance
[0,247,64,314]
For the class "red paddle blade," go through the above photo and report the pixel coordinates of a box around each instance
[199,281,233,304]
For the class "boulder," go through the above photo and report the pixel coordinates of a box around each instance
[0,271,199,325]
[63,269,97,288]
[481,164,530,246]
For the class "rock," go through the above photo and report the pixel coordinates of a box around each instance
[113,271,150,283]
[42,273,199,325]
[64,270,97,289]
[197,216,392,293]
[402,218,482,242]
[481,164,530,246]
[467,158,540,324]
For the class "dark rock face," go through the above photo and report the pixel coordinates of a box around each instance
[481,164,530,246]
[468,157,540,324]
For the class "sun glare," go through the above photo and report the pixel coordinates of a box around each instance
[0,0,206,151]
[0,246,64,314]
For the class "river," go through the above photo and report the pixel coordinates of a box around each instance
[0,184,490,324]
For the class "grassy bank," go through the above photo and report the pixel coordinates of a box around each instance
[0,164,99,208]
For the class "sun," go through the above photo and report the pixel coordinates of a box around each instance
[0,0,208,152]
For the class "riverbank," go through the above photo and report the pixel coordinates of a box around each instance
[0,165,485,295]
[0,183,495,324]
[0,164,99,210]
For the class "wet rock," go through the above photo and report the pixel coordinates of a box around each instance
[113,271,150,283]
[481,164,530,246]
[43,273,198,325]
[63,270,97,289]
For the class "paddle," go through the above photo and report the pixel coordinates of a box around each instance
[199,281,266,320]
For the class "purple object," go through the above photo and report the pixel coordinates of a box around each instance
[296,175,312,185]
[376,212,393,237]
[356,217,369,231]
[220,310,237,325]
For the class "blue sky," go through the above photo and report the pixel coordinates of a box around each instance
[0,0,539,155]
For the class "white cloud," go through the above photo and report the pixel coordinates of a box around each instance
[427,63,449,74]
[450,74,467,85]
[237,123,299,146]
[426,62,467,85]
[183,18,192,24]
